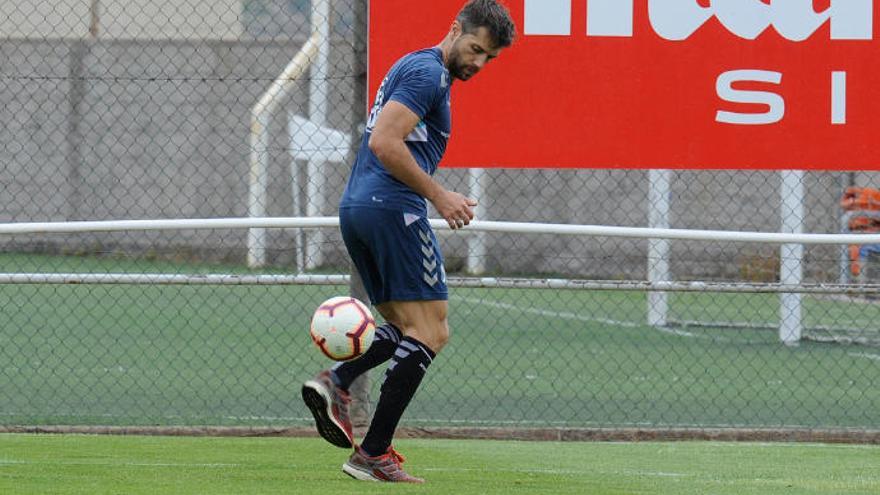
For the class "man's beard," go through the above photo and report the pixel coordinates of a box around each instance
[448,49,474,81]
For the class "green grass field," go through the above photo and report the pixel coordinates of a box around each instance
[1,435,879,494]
[2,252,880,430]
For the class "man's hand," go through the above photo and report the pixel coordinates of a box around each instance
[431,189,477,230]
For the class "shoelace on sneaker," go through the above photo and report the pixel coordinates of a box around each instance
[380,447,422,482]
[386,447,405,465]
[367,447,406,478]
[352,445,421,482]
[365,447,405,468]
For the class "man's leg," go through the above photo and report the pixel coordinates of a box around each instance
[343,300,447,482]
[361,299,448,456]
[302,321,403,449]
[331,322,403,389]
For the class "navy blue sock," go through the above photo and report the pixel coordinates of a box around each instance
[330,322,403,391]
[360,336,435,457]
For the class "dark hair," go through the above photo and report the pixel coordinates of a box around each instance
[457,0,516,48]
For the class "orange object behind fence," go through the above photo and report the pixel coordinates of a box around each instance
[842,187,880,277]
[841,187,880,212]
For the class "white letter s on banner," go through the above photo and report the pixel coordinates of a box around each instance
[716,70,785,125]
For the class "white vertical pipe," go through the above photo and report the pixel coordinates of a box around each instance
[648,169,671,327]
[291,160,304,273]
[304,0,331,271]
[247,34,321,268]
[780,170,805,344]
[247,113,270,267]
[467,168,487,274]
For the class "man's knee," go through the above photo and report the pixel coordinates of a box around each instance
[380,301,450,353]
[397,314,448,353]
[421,318,450,352]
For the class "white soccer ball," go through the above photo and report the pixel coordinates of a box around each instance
[309,296,376,361]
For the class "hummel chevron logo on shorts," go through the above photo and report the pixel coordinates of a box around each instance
[419,229,438,287]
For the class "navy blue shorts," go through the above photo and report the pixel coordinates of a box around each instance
[339,206,448,305]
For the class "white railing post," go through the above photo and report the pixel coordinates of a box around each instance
[648,169,671,327]
[467,168,488,274]
[780,170,805,344]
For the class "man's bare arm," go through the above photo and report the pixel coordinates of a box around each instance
[368,101,476,229]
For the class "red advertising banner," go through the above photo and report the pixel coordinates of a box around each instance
[368,0,880,169]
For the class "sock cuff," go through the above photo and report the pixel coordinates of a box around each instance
[401,335,436,361]
[328,363,344,387]
[375,322,403,344]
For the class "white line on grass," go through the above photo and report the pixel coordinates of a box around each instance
[421,466,686,478]
[848,352,880,362]
[404,418,832,429]
[454,296,726,341]
[0,459,240,468]
[454,296,643,328]
[707,442,880,451]
[0,412,312,423]
[618,469,687,478]
[653,326,708,340]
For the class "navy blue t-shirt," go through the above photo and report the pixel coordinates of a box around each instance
[340,47,452,216]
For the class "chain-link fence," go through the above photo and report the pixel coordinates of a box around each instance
[2,0,880,437]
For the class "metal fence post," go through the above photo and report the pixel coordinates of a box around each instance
[347,0,371,428]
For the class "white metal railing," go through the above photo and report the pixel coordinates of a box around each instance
[0,272,877,296]
[5,216,880,243]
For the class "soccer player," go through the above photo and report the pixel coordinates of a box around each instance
[301,0,515,484]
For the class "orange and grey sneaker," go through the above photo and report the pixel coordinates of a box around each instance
[342,445,425,483]
[301,370,353,448]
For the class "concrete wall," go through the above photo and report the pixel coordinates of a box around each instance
[99,0,244,40]
[0,0,243,40]
[0,36,360,265]
[0,1,92,38]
